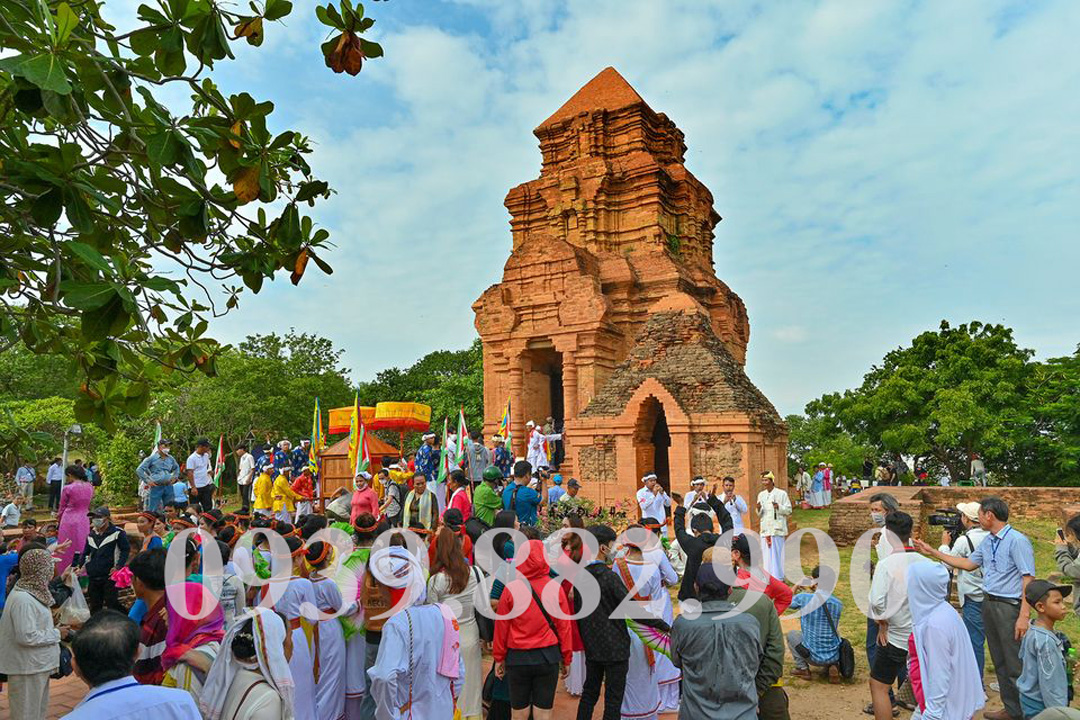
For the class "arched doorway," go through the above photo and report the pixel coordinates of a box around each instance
[634,396,671,492]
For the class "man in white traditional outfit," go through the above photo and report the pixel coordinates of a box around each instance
[525,420,560,472]
[683,476,707,510]
[636,473,672,538]
[367,544,465,720]
[756,471,792,582]
[793,465,811,504]
[719,475,749,535]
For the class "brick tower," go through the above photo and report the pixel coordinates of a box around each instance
[473,67,787,519]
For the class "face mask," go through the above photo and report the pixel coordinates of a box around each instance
[870,511,886,527]
[161,448,171,456]
[93,518,107,528]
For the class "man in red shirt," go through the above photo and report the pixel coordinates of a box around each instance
[732,532,793,615]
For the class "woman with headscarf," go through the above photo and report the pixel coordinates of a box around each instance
[426,525,483,720]
[161,581,226,701]
[199,607,296,720]
[56,463,94,572]
[261,536,319,720]
[0,547,68,720]
[367,541,465,720]
[307,541,346,720]
[907,562,985,720]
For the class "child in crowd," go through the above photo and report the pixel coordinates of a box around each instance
[1018,579,1071,718]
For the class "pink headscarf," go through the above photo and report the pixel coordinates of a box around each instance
[162,582,225,671]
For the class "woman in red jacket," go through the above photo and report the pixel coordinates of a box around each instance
[493,539,573,720]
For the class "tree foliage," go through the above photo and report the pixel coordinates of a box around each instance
[0,0,382,430]
[792,321,1079,485]
[356,340,484,442]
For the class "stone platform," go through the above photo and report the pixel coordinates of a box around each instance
[828,485,1080,545]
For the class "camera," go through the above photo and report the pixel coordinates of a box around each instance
[928,508,965,546]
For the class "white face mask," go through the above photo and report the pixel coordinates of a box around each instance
[92,518,107,528]
[870,511,887,527]
[161,448,171,456]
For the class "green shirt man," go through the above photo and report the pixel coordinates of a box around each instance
[474,467,504,526]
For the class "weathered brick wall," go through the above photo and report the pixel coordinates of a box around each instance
[828,487,1080,546]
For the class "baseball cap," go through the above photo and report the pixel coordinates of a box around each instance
[157,438,172,446]
[87,506,111,518]
[1025,578,1072,607]
[552,474,563,485]
[567,478,581,489]
[955,502,980,522]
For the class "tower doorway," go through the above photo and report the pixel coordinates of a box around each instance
[635,396,671,493]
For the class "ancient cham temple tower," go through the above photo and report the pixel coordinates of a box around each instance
[473,67,788,514]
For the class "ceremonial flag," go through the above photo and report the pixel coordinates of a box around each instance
[151,420,162,453]
[353,422,371,484]
[498,398,512,448]
[212,434,226,486]
[347,393,360,474]
[455,406,469,467]
[436,416,450,485]
[309,397,324,474]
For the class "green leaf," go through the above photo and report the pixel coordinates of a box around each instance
[61,282,117,311]
[31,188,64,226]
[55,3,79,46]
[16,54,73,94]
[66,242,111,273]
[264,0,293,21]
[142,276,183,293]
[82,294,131,340]
[146,130,179,167]
[309,251,333,275]
[129,28,159,56]
[360,39,383,59]
[315,5,335,28]
[64,190,95,233]
[294,180,328,203]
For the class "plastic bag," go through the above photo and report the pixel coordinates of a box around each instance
[58,575,90,627]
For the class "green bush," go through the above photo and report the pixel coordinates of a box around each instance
[98,432,143,506]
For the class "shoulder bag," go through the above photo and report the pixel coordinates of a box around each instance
[821,599,855,680]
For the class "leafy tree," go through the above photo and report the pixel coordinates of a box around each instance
[157,330,355,455]
[785,412,876,478]
[0,344,79,400]
[1021,347,1080,479]
[0,396,107,466]
[0,0,382,430]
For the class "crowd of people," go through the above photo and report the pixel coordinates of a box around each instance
[0,426,1078,720]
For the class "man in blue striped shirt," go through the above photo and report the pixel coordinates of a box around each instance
[787,565,844,683]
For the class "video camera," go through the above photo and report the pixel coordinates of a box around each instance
[928,508,965,546]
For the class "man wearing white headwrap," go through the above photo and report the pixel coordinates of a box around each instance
[756,471,792,581]
[683,476,707,510]
[367,544,465,720]
[907,562,986,720]
[636,473,672,538]
[199,607,296,720]
[525,420,560,472]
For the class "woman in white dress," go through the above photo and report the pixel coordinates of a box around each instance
[426,525,483,720]
[308,541,347,720]
[199,607,296,720]
[261,536,319,720]
[613,535,663,720]
[639,518,681,712]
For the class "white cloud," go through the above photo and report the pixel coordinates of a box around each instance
[100,0,1080,415]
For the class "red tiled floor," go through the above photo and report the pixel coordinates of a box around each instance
[0,674,87,719]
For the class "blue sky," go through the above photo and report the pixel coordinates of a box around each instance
[109,0,1079,415]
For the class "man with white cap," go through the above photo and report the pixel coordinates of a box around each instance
[757,471,792,581]
[636,473,672,538]
[938,500,990,681]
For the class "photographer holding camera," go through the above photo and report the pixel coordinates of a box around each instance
[935,502,990,681]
